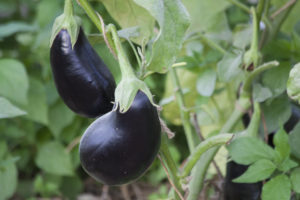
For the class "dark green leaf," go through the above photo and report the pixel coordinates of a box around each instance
[291,168,300,193]
[0,97,26,119]
[135,0,190,73]
[228,137,278,165]
[233,159,276,183]
[261,94,291,133]
[35,141,73,176]
[289,122,300,160]
[274,127,290,160]
[0,59,29,104]
[0,158,18,200]
[262,174,291,200]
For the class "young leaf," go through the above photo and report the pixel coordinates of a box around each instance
[0,97,26,119]
[233,159,276,183]
[274,127,290,161]
[196,68,217,97]
[261,174,291,200]
[277,158,298,173]
[35,141,73,176]
[217,52,243,82]
[287,63,300,103]
[289,122,300,160]
[0,59,29,105]
[261,94,291,133]
[228,137,278,165]
[252,83,273,102]
[291,168,300,193]
[134,0,190,74]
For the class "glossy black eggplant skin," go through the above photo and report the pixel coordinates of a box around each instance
[79,91,161,185]
[50,28,115,118]
[224,161,262,200]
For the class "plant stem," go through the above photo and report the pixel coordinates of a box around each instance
[246,102,261,138]
[107,24,136,78]
[64,0,73,17]
[198,33,227,55]
[242,61,279,94]
[169,67,196,152]
[256,0,265,22]
[160,135,183,200]
[225,0,250,13]
[77,0,116,55]
[187,95,251,200]
[181,134,234,178]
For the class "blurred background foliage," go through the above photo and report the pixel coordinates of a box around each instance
[1,0,300,199]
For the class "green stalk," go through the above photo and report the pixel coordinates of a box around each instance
[169,67,197,152]
[198,33,227,55]
[225,0,250,13]
[256,0,265,22]
[64,0,73,17]
[242,61,279,94]
[77,0,116,54]
[180,134,234,178]
[246,102,261,138]
[107,24,135,78]
[160,135,183,200]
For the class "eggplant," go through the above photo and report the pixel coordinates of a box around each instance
[50,28,115,118]
[79,91,161,185]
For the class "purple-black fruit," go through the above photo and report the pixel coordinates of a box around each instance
[50,28,115,118]
[79,91,161,185]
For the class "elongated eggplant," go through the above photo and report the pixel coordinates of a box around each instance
[79,91,161,185]
[50,28,115,118]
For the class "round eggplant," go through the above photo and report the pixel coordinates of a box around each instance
[50,28,115,118]
[79,91,161,185]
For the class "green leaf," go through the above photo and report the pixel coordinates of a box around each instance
[0,59,29,104]
[262,62,290,98]
[23,78,48,125]
[0,21,37,39]
[0,97,26,119]
[262,174,291,200]
[291,168,300,193]
[274,127,290,160]
[48,101,75,138]
[217,52,243,82]
[35,141,73,176]
[253,83,273,102]
[261,94,291,133]
[278,158,298,172]
[0,141,7,159]
[289,122,300,160]
[134,0,190,74]
[183,0,230,37]
[228,137,278,165]
[287,63,300,103]
[233,25,252,50]
[233,159,276,183]
[196,68,216,97]
[0,158,18,200]
[98,0,154,44]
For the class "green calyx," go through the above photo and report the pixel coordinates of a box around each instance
[108,24,157,113]
[49,0,81,48]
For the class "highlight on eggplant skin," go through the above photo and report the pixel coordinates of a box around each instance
[50,28,116,118]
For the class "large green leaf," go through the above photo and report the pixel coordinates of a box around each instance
[261,94,292,133]
[228,137,278,165]
[0,97,26,119]
[0,158,18,200]
[23,78,48,125]
[182,0,230,39]
[274,128,290,161]
[233,159,276,183]
[134,0,190,73]
[48,101,75,138]
[291,168,300,193]
[98,0,154,44]
[0,22,37,39]
[261,174,291,200]
[289,122,300,160]
[0,59,29,105]
[36,141,73,176]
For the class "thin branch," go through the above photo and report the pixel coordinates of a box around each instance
[66,136,81,153]
[158,155,185,200]
[271,0,297,19]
